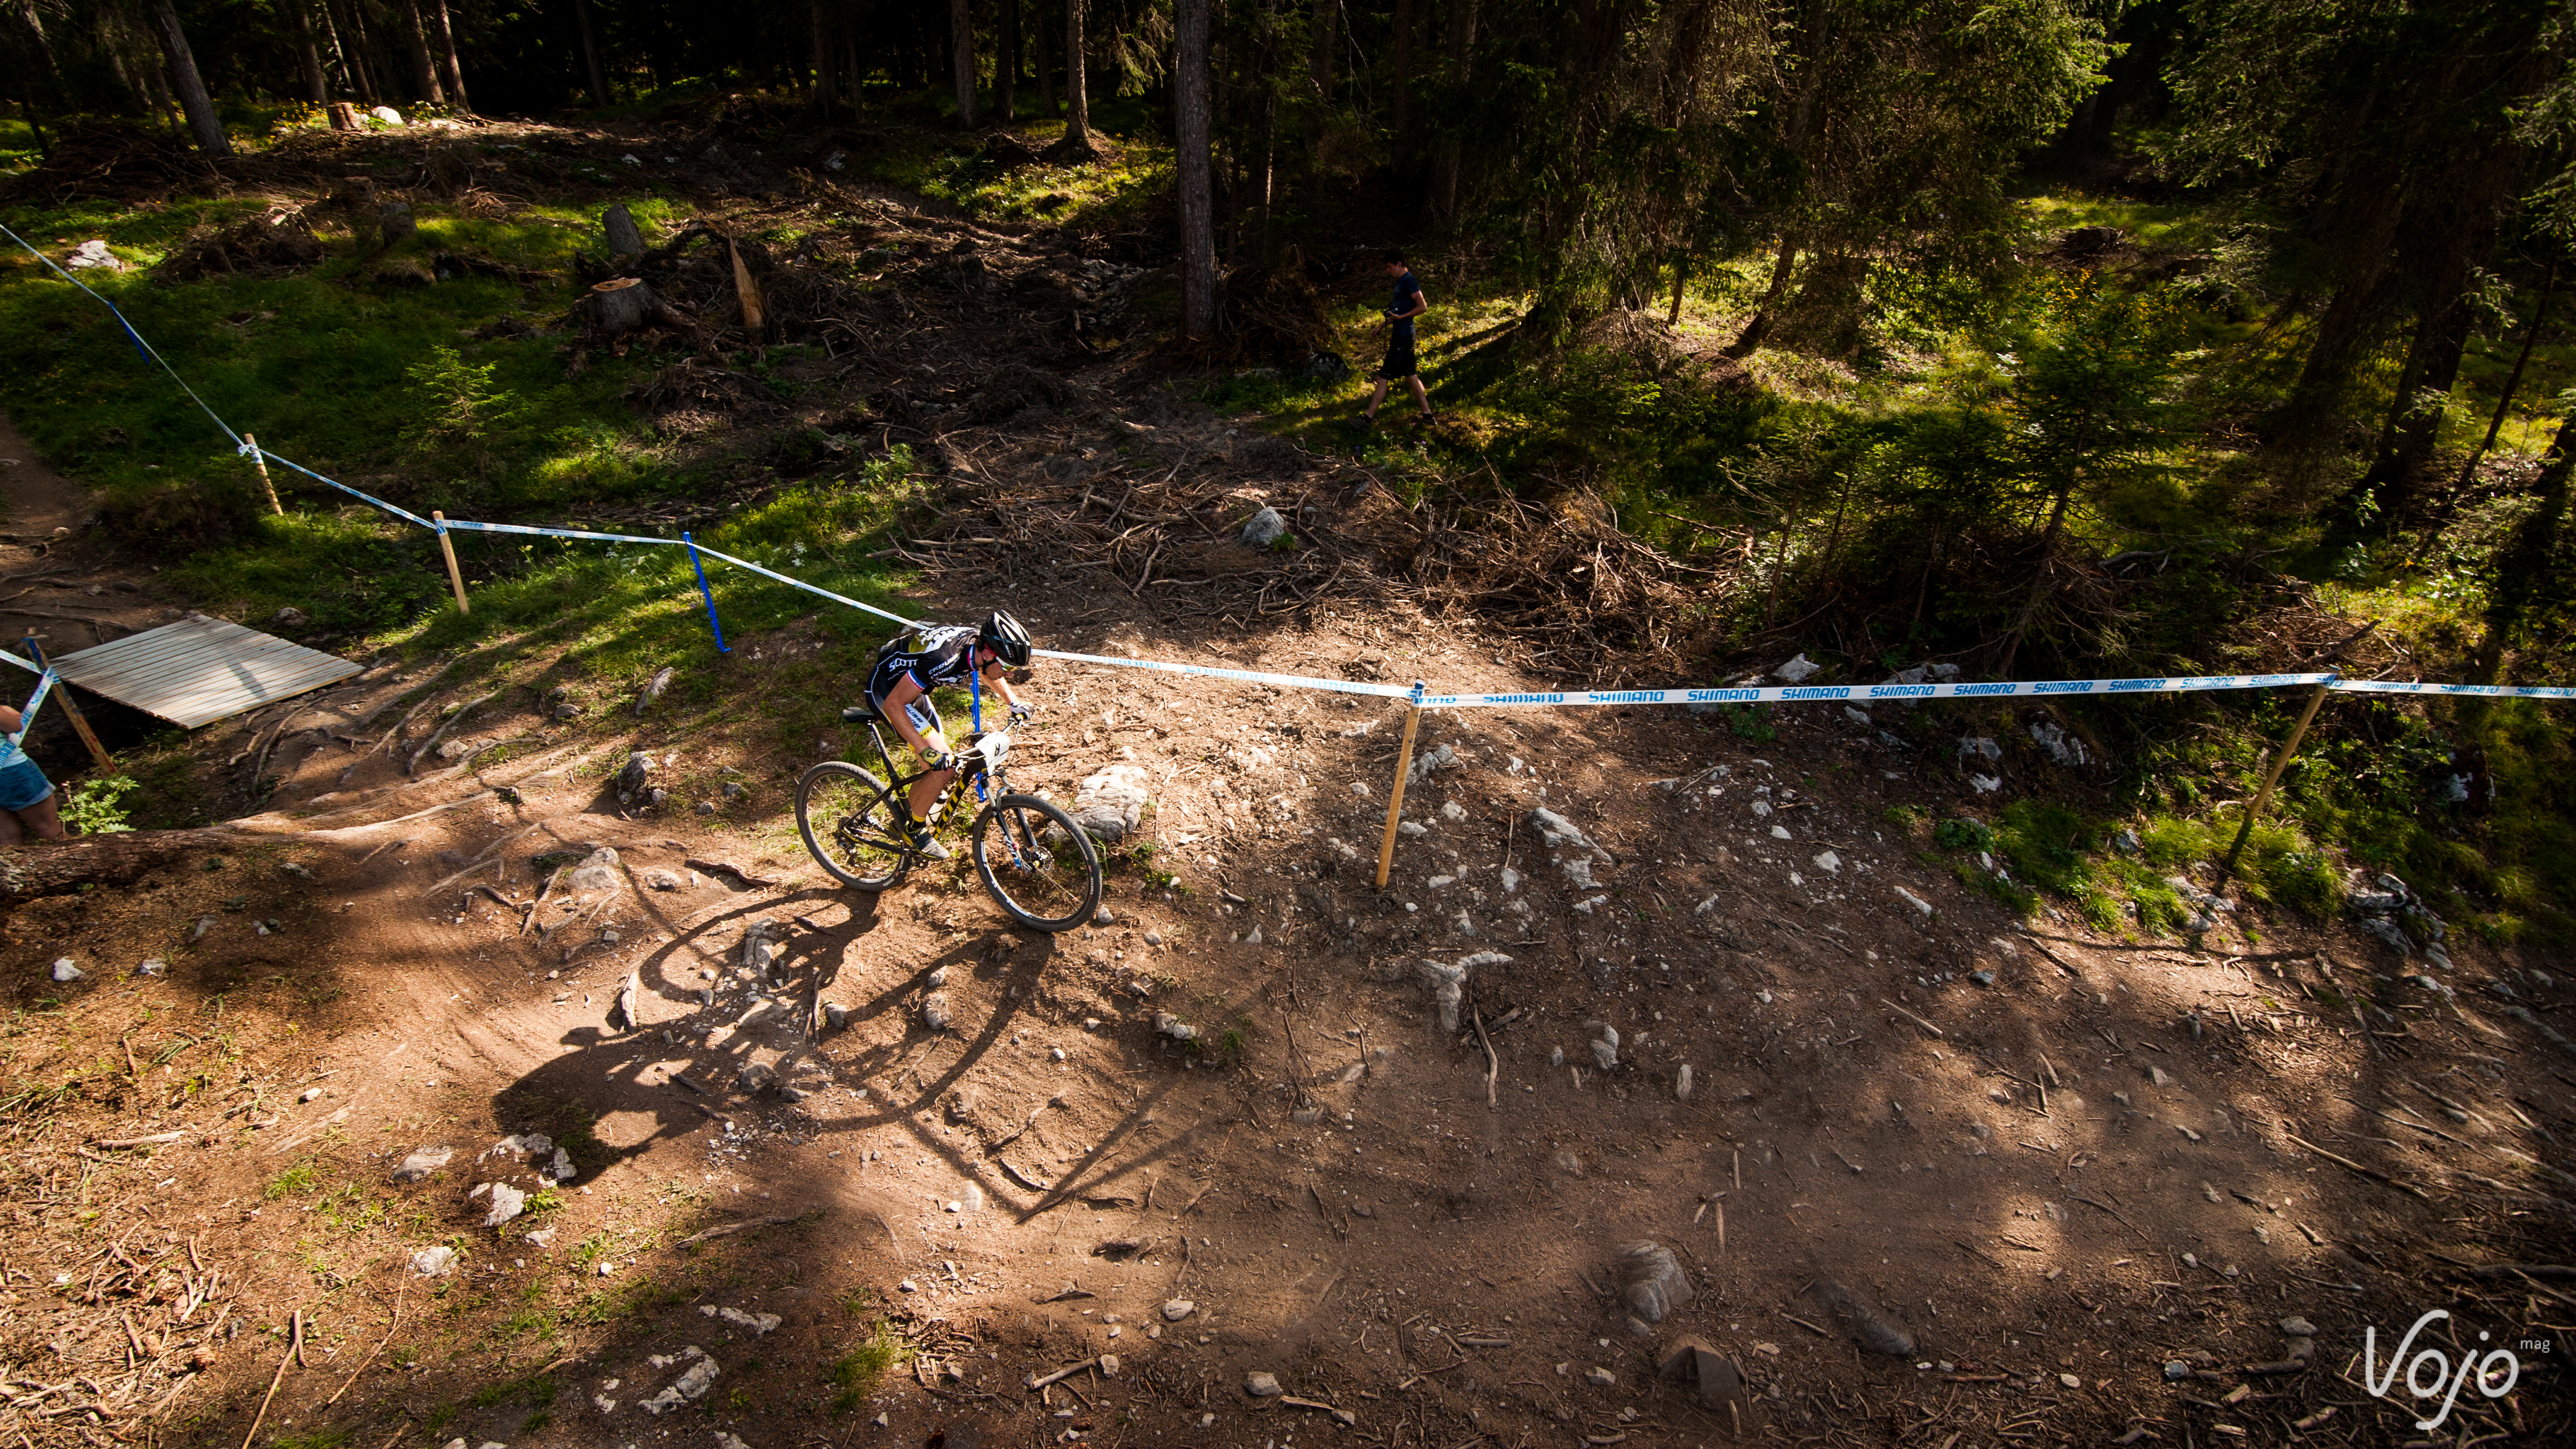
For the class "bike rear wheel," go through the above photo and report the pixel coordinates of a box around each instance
[796,761,912,891]
[971,794,1102,932]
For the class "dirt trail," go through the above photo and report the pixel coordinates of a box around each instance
[2,546,2570,1448]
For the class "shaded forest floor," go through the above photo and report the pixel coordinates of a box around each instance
[0,98,2571,1449]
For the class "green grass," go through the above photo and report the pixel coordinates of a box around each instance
[262,1157,323,1199]
[828,1321,909,1413]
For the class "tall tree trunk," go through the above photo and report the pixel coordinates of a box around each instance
[288,0,329,102]
[1391,0,1411,140]
[1176,0,1217,338]
[430,0,467,110]
[1036,0,1056,114]
[334,0,383,104]
[1310,0,1334,103]
[148,0,232,156]
[951,0,978,126]
[1426,0,1477,222]
[1065,0,1091,151]
[314,0,363,101]
[1000,0,1019,120]
[571,0,609,104]
[2470,415,2576,686]
[399,0,445,105]
[13,0,64,100]
[811,1,836,113]
[1724,237,1798,356]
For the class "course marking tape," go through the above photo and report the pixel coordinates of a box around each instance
[14,668,56,743]
[1033,648,1415,699]
[2330,679,2576,700]
[440,516,685,548]
[253,448,437,530]
[1419,672,2342,709]
[12,243,2570,711]
[1,223,245,450]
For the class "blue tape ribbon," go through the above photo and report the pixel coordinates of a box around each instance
[684,532,729,655]
[1,222,243,448]
[13,228,2572,712]
[15,668,57,744]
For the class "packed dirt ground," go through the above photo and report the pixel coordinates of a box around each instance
[2,113,2572,1449]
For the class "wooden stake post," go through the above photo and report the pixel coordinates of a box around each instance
[430,511,470,614]
[24,639,114,772]
[242,432,283,515]
[2220,680,2329,882]
[1373,683,1426,890]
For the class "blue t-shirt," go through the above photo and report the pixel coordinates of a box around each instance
[1390,272,1423,339]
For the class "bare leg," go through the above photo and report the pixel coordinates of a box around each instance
[0,809,22,845]
[905,732,954,821]
[1407,375,1430,414]
[18,794,64,840]
[1364,378,1390,421]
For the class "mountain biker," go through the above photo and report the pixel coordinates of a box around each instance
[858,610,1034,859]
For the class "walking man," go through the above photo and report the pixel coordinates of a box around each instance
[1358,248,1433,448]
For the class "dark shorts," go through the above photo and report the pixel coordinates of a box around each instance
[1378,332,1417,381]
[0,758,54,812]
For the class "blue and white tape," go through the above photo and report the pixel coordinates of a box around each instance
[10,235,2570,714]
[1,223,245,451]
[1421,672,2341,709]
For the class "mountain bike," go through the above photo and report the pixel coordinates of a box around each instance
[794,695,1102,932]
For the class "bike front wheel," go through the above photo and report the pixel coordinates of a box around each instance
[970,794,1102,932]
[796,761,912,891]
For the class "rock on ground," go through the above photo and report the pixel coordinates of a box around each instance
[1614,1241,1692,1323]
[1072,765,1153,841]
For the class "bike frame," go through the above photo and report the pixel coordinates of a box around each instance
[855,669,1056,875]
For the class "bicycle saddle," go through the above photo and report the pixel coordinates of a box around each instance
[841,701,884,723]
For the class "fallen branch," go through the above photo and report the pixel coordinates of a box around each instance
[688,858,780,887]
[237,1309,301,1449]
[1025,1357,1099,1390]
[674,1214,797,1247]
[407,691,499,775]
[2285,1133,2431,1200]
[1878,998,1945,1038]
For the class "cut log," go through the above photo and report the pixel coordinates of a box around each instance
[327,101,362,132]
[603,202,645,259]
[1,827,268,901]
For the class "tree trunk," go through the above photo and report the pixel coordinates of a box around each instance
[399,0,445,105]
[15,0,64,102]
[1037,0,1056,114]
[1000,0,1019,120]
[315,0,364,102]
[1426,0,1477,222]
[1724,238,1798,356]
[149,0,232,156]
[603,202,646,258]
[1391,0,1411,140]
[951,0,978,126]
[1065,0,1091,150]
[288,0,329,102]
[2471,414,2576,685]
[430,0,467,110]
[571,0,609,104]
[811,1,836,113]
[1310,0,1335,103]
[1996,478,2078,680]
[1177,0,1217,338]
[332,0,381,103]
[0,826,277,902]
[582,277,697,338]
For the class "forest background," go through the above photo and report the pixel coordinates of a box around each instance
[2,0,2574,949]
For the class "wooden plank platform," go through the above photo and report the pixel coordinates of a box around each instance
[51,613,363,729]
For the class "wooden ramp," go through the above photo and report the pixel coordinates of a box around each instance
[52,613,363,729]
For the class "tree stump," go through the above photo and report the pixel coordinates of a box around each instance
[603,202,645,259]
[327,101,362,132]
[580,277,698,341]
[379,201,417,246]
[584,277,652,334]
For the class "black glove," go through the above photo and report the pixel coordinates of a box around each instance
[1008,702,1034,725]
